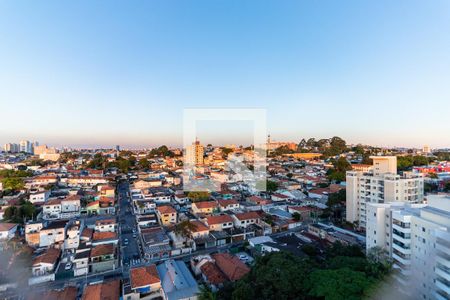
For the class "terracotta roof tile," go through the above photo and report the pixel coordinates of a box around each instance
[200,262,227,285]
[130,265,160,289]
[91,244,114,257]
[157,205,176,214]
[212,253,250,281]
[92,231,117,241]
[234,211,260,221]
[82,279,120,300]
[193,201,217,209]
[206,215,233,225]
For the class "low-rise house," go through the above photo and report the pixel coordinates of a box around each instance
[31,248,61,277]
[92,231,118,246]
[211,253,250,282]
[174,192,189,205]
[81,279,120,300]
[73,247,90,276]
[156,260,199,300]
[64,221,80,250]
[189,220,210,239]
[25,222,43,247]
[98,196,115,214]
[192,201,218,215]
[271,193,290,202]
[141,226,171,260]
[63,176,108,187]
[217,199,240,211]
[94,218,117,232]
[42,199,62,220]
[0,223,18,241]
[137,214,158,228]
[60,195,81,219]
[126,265,162,300]
[156,205,177,226]
[80,228,93,242]
[200,261,227,291]
[90,244,117,273]
[39,221,67,248]
[134,179,163,189]
[232,212,261,228]
[27,286,78,300]
[98,184,115,197]
[247,196,272,206]
[29,190,50,204]
[205,215,234,231]
[86,200,100,215]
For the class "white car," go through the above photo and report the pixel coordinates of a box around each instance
[239,254,249,261]
[65,262,72,270]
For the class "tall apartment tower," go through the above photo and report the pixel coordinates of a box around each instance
[366,195,450,300]
[346,156,424,229]
[3,143,19,153]
[19,140,33,153]
[185,139,204,166]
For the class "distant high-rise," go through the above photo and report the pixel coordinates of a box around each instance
[422,145,431,154]
[185,139,204,166]
[20,140,33,153]
[3,143,20,153]
[116,145,120,151]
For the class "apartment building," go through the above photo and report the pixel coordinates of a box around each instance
[346,156,424,229]
[185,139,204,166]
[366,195,450,299]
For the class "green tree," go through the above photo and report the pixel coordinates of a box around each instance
[307,268,373,300]
[266,180,278,193]
[292,212,301,221]
[174,220,198,245]
[198,285,217,300]
[138,158,150,170]
[187,191,210,202]
[2,177,25,191]
[232,252,312,300]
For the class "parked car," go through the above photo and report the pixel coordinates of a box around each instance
[65,262,72,270]
[124,238,129,245]
[239,254,249,261]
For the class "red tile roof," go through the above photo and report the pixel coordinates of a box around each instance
[200,262,227,285]
[193,201,217,209]
[0,222,17,232]
[206,214,233,225]
[82,279,120,300]
[33,248,61,266]
[81,228,93,239]
[92,231,117,241]
[212,253,250,281]
[91,244,114,257]
[217,199,238,207]
[234,211,260,221]
[190,220,209,232]
[130,265,160,289]
[157,205,176,214]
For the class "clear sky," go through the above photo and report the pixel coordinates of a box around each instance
[1,1,449,149]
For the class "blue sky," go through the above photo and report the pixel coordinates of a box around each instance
[0,1,449,148]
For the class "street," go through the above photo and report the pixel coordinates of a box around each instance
[117,181,141,270]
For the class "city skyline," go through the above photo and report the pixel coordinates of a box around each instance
[1,1,450,148]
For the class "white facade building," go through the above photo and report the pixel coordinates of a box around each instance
[366,195,450,299]
[346,156,424,229]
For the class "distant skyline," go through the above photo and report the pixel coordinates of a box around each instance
[1,1,450,148]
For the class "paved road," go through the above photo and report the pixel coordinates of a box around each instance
[117,181,141,270]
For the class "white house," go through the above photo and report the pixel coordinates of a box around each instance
[0,223,18,241]
[29,190,50,204]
